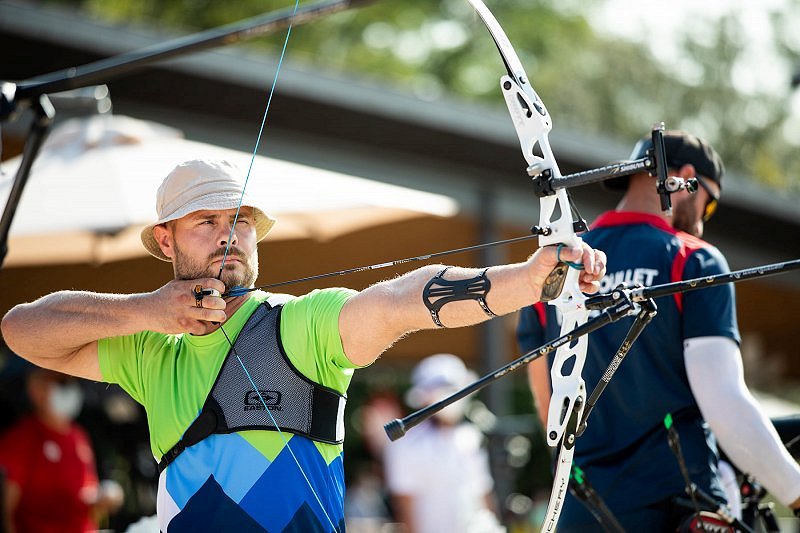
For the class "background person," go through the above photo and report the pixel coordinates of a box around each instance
[518,131,800,531]
[0,357,123,533]
[383,353,503,533]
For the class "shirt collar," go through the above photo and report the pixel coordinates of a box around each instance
[590,211,676,234]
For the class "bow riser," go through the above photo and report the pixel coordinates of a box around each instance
[543,389,584,531]
[492,11,590,453]
[499,76,552,171]
[546,307,588,447]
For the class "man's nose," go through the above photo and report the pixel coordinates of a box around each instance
[218,224,239,247]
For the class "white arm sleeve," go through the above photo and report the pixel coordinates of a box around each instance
[684,336,800,506]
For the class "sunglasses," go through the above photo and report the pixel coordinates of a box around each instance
[694,176,719,222]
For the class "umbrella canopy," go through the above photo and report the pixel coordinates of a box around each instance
[0,115,459,266]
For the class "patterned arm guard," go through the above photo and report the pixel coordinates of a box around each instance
[422,267,497,327]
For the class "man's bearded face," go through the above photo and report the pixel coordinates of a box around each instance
[173,242,259,291]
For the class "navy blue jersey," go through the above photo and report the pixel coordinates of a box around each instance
[517,211,741,526]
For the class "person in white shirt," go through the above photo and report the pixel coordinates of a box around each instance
[384,354,504,533]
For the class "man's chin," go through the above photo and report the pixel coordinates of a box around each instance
[220,274,256,293]
[173,261,255,292]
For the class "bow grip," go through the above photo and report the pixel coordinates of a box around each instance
[540,262,569,302]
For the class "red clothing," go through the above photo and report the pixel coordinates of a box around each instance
[0,416,99,533]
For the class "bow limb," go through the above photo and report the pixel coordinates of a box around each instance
[466,1,589,529]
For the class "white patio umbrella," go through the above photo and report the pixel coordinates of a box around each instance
[0,115,459,266]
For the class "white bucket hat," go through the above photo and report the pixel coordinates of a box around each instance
[140,159,276,261]
[405,353,477,409]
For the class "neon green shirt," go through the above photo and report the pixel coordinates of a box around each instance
[97,288,357,462]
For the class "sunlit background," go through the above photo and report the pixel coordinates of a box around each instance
[2,0,800,531]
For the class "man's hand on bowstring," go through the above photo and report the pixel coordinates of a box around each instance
[527,243,606,301]
[148,278,227,335]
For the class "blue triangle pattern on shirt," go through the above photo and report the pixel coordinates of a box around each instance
[167,475,267,532]
[280,501,346,533]
[165,433,344,531]
[238,436,345,532]
[166,432,271,509]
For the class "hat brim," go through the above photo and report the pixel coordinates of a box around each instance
[140,198,276,261]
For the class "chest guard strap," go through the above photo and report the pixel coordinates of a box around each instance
[158,301,346,472]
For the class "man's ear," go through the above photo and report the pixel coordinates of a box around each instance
[152,224,176,261]
[677,163,696,180]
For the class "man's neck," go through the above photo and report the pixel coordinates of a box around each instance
[615,174,670,218]
[222,294,251,322]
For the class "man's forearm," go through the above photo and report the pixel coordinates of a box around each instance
[341,244,604,367]
[1,290,151,361]
[396,262,541,330]
[372,243,600,333]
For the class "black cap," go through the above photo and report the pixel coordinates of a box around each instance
[605,130,725,191]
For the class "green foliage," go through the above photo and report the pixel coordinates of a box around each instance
[42,0,800,191]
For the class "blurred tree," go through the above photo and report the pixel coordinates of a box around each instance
[39,0,800,189]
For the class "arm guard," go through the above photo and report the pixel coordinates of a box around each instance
[422,267,497,327]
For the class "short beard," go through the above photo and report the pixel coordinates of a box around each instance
[173,244,258,291]
[672,199,701,237]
